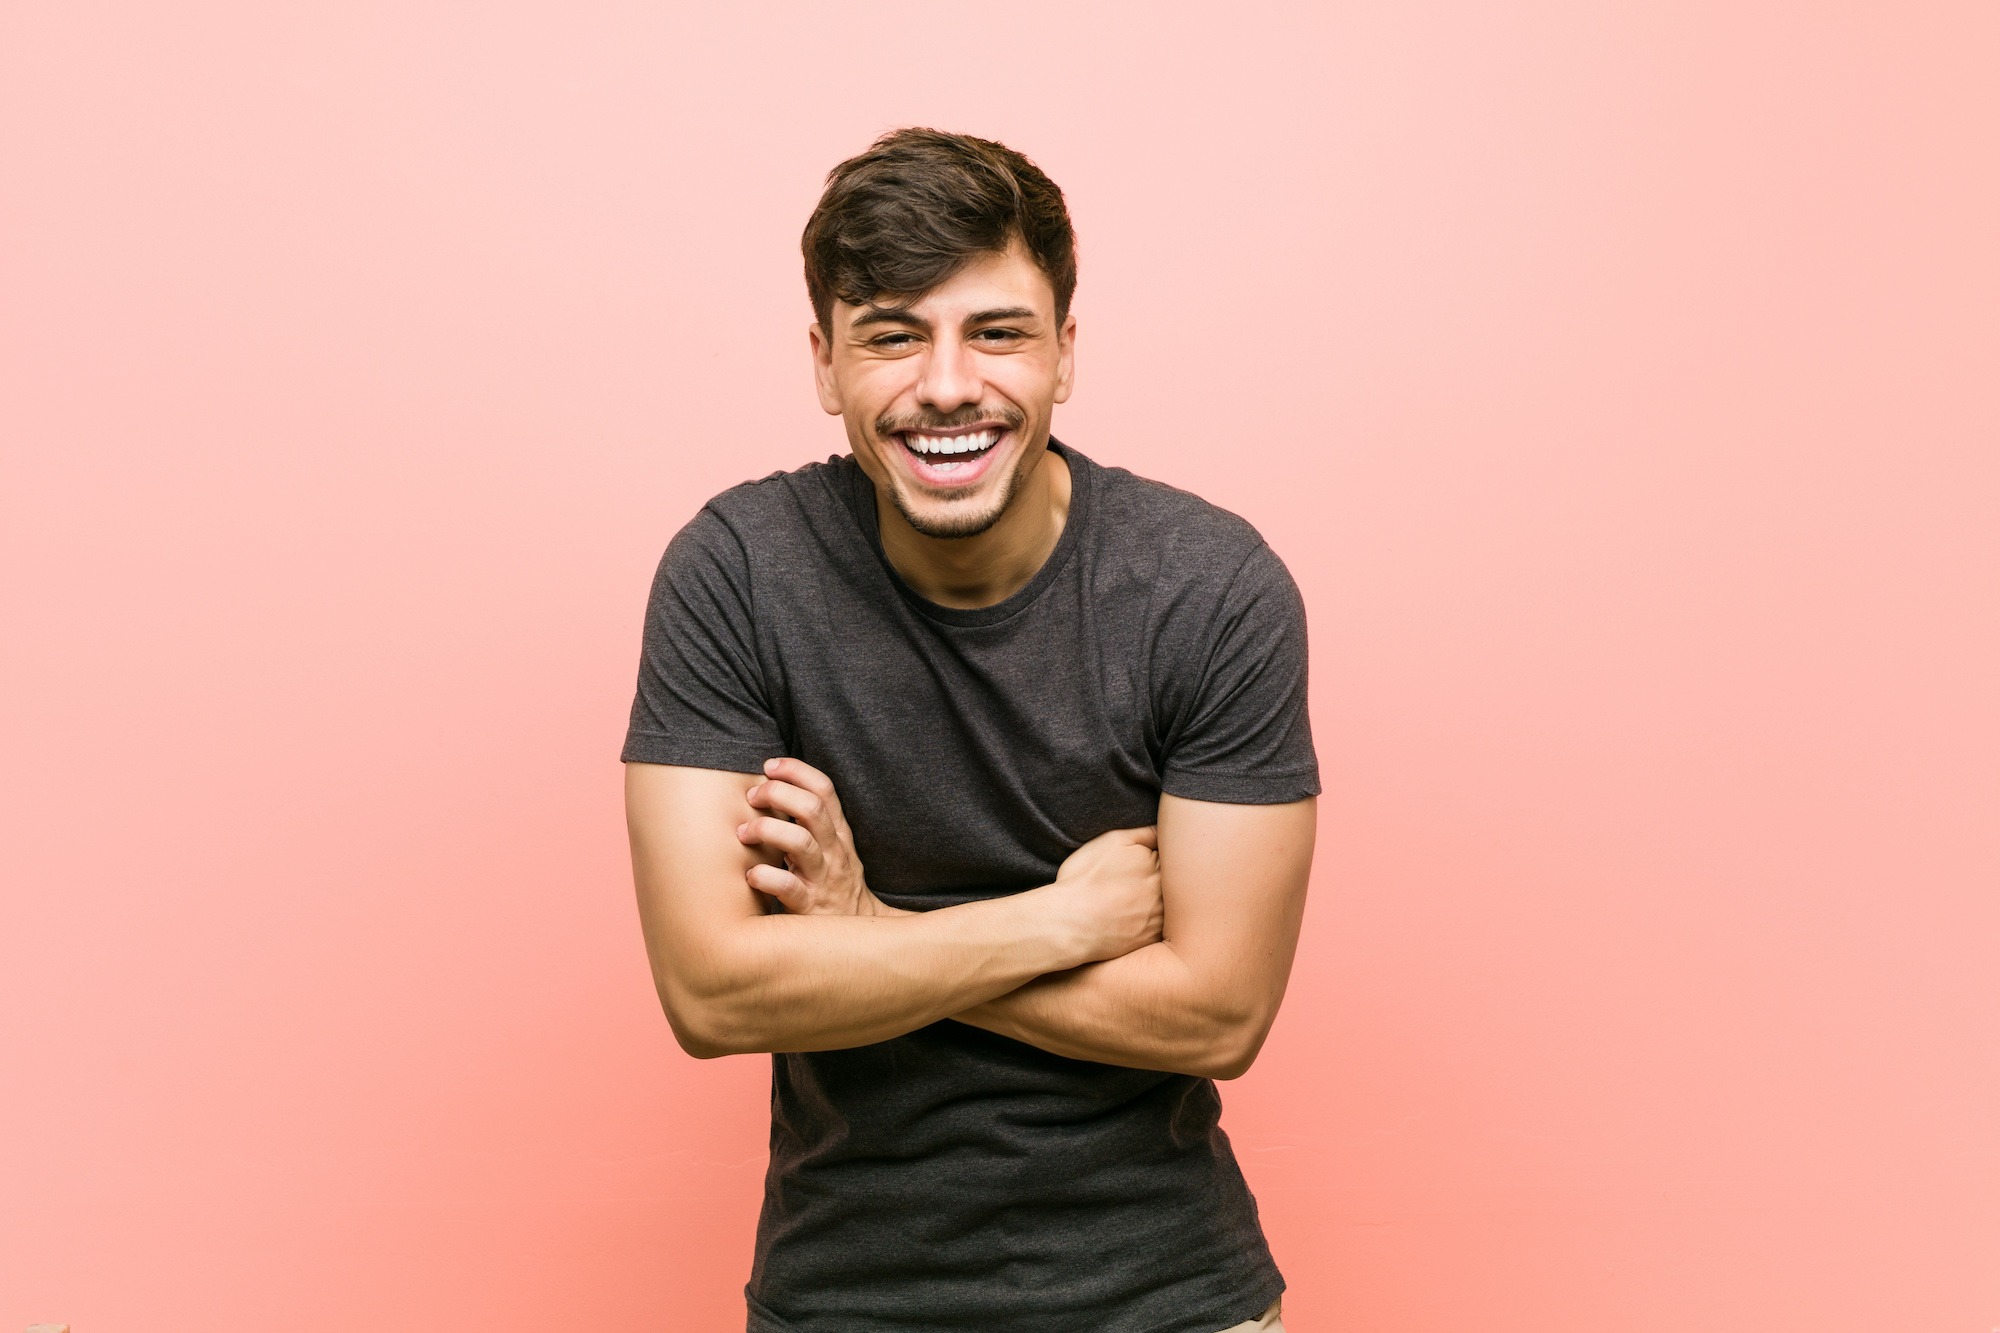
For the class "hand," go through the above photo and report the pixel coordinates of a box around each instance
[737,757,906,917]
[1047,825,1164,964]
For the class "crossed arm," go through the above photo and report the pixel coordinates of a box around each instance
[624,759,1315,1080]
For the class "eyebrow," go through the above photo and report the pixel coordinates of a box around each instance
[966,306,1038,324]
[851,305,926,331]
[848,305,1042,332]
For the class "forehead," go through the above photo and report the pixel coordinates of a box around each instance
[839,239,1055,327]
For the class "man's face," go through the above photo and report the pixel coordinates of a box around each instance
[811,238,1075,540]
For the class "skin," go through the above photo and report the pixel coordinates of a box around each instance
[625,762,1167,1058]
[807,237,1075,608]
[625,239,1316,1078]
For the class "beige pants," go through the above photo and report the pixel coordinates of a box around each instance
[1215,1298,1285,1332]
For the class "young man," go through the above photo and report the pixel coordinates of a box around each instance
[622,128,1317,1333]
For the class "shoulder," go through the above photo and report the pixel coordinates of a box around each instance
[657,454,854,566]
[694,454,854,542]
[1082,455,1318,791]
[643,455,857,613]
[1083,454,1298,608]
[1092,458,1260,548]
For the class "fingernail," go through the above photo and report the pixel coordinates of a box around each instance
[764,758,781,772]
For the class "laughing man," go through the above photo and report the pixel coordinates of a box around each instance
[622,128,1318,1333]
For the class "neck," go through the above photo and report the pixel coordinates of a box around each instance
[876,447,1073,610]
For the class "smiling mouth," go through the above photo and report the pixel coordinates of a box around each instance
[896,426,1004,479]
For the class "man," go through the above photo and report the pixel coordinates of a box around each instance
[622,128,1317,1333]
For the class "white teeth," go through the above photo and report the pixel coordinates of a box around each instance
[907,429,999,455]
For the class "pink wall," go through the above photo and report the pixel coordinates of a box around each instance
[4,4,1996,1329]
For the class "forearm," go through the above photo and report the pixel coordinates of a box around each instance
[952,941,1267,1080]
[961,795,1318,1079]
[662,887,1084,1057]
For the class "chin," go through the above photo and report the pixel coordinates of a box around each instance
[892,484,1013,540]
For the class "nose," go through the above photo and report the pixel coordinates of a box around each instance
[915,333,982,416]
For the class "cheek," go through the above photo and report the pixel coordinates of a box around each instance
[977,365,1047,417]
[843,362,923,419]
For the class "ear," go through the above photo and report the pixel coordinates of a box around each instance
[809,320,843,416]
[1051,311,1078,405]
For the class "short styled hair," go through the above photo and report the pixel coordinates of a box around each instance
[802,128,1077,333]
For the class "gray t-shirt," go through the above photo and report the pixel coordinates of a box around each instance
[622,440,1318,1333]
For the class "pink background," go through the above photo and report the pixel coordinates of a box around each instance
[4,4,1996,1329]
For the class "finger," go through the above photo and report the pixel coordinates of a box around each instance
[747,780,831,835]
[746,862,807,909]
[763,756,842,813]
[736,816,821,868]
[1126,825,1159,849]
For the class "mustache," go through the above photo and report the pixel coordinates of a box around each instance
[875,405,1026,437]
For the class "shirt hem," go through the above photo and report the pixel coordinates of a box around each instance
[1159,767,1321,805]
[743,1272,1286,1333]
[620,731,771,774]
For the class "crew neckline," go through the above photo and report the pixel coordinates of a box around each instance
[840,437,1093,629]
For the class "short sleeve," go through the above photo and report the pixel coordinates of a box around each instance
[1158,543,1320,804]
[619,508,784,773]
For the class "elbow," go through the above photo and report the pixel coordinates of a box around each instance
[654,976,758,1060]
[1190,1010,1275,1081]
[649,927,787,1058]
[657,989,728,1059]
[1192,1040,1257,1082]
[668,1012,734,1061]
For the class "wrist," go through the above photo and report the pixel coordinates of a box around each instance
[1020,880,1096,971]
[859,885,913,917]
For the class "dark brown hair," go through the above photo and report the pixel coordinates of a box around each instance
[802,127,1077,332]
